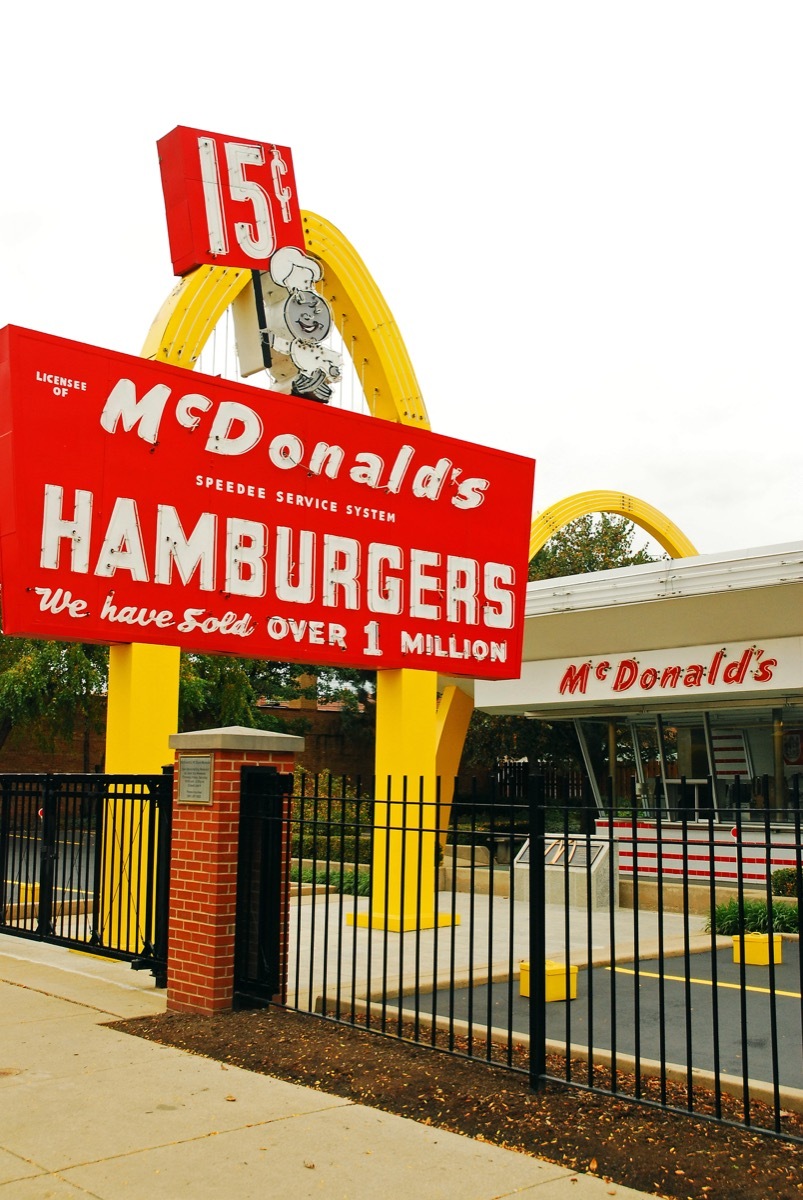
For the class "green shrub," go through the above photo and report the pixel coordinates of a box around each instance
[710,897,799,935]
[290,834,373,865]
[290,864,371,896]
[771,867,801,897]
[544,809,585,833]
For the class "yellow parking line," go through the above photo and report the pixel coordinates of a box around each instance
[609,965,800,1000]
[3,880,88,898]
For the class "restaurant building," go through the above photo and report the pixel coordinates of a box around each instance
[473,541,803,882]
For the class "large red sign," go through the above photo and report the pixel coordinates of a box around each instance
[157,126,305,276]
[0,326,535,678]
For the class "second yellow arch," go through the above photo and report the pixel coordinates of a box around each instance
[530,490,697,562]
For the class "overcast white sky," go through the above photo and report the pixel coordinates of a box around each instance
[1,1,801,557]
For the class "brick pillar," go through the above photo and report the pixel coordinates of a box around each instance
[165,726,303,1014]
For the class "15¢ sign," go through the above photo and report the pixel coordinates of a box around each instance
[157,126,305,276]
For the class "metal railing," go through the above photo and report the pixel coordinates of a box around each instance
[541,777,802,1142]
[277,770,802,1143]
[0,771,171,981]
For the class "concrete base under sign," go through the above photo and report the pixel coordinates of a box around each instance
[514,838,619,910]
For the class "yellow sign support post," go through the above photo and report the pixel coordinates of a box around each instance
[105,645,181,773]
[352,669,446,931]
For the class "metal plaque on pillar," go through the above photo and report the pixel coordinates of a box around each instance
[178,755,213,805]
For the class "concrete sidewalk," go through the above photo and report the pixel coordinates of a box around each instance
[0,937,660,1200]
[288,890,710,1009]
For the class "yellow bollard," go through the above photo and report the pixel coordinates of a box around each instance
[520,960,578,1001]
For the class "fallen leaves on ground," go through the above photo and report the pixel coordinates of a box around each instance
[108,1005,803,1200]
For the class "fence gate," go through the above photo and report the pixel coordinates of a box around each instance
[233,766,289,1009]
[0,772,172,982]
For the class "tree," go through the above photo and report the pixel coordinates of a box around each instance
[461,515,662,772]
[315,666,375,716]
[529,512,658,581]
[178,654,314,731]
[179,652,375,738]
[459,709,579,772]
[0,631,108,761]
[0,626,375,767]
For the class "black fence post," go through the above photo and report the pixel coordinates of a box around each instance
[37,775,57,937]
[529,773,546,1091]
[152,768,174,988]
[138,786,158,959]
[89,779,105,946]
[0,779,9,925]
[793,775,803,1050]
[630,775,642,1096]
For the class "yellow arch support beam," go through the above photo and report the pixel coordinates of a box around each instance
[301,214,428,427]
[140,212,429,428]
[141,264,251,369]
[529,490,697,562]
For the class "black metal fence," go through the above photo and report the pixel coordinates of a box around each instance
[0,772,172,982]
[279,770,803,1143]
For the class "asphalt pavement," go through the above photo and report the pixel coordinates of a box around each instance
[402,942,803,1095]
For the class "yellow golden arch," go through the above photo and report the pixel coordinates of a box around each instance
[530,490,697,560]
[141,213,428,426]
[106,211,696,929]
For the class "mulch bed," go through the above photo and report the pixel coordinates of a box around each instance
[109,1005,803,1200]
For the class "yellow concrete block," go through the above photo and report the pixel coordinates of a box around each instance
[546,959,578,1002]
[519,960,578,1001]
[732,933,783,965]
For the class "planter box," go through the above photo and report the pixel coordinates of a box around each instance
[520,960,578,1002]
[732,932,783,965]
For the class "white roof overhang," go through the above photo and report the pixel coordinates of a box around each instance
[468,542,803,719]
